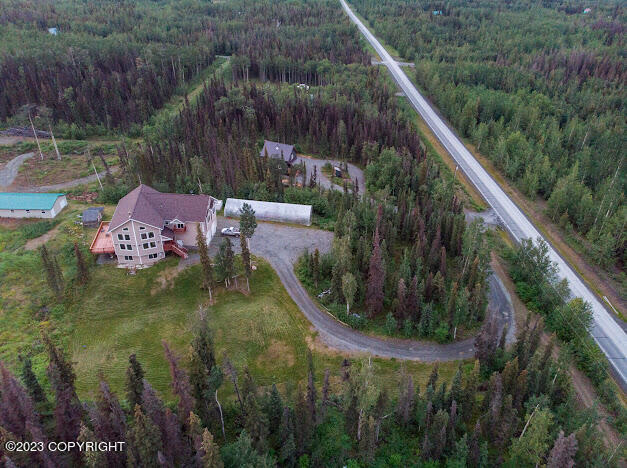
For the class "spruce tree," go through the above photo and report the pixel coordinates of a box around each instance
[196,224,215,296]
[547,430,577,468]
[243,393,268,453]
[366,228,384,317]
[266,384,283,437]
[40,244,60,298]
[240,233,252,291]
[127,404,162,468]
[239,202,257,240]
[125,354,145,410]
[163,341,195,425]
[200,429,223,468]
[74,242,90,285]
[312,248,320,288]
[20,356,46,404]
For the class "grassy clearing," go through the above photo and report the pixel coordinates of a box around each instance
[1,200,460,404]
[147,57,229,126]
[69,257,459,400]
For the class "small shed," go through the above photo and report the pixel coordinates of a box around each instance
[47,27,58,35]
[224,198,312,226]
[82,207,104,227]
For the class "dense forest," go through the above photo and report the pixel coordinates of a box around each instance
[0,0,622,465]
[350,0,625,272]
[0,0,366,135]
[297,169,489,340]
[0,313,616,467]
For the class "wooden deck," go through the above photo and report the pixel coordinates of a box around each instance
[89,221,115,254]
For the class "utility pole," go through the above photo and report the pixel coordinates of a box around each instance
[29,111,43,160]
[49,125,61,160]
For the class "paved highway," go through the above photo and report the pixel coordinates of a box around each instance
[340,0,627,387]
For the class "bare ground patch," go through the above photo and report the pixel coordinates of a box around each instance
[24,225,62,251]
[257,340,296,368]
[151,265,182,295]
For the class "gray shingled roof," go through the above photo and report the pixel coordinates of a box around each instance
[110,185,212,231]
[81,208,102,223]
[259,140,297,163]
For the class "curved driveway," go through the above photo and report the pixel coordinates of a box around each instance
[202,217,514,361]
[0,152,35,188]
[341,0,626,384]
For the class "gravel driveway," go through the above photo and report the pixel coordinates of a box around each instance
[298,156,365,193]
[181,216,514,361]
[0,152,35,188]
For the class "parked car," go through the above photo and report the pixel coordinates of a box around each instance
[221,226,240,237]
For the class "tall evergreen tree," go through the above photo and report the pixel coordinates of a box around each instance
[240,233,252,291]
[200,429,223,468]
[40,244,61,298]
[125,354,145,410]
[196,224,215,297]
[163,341,195,426]
[74,242,90,285]
[20,356,46,404]
[127,404,162,468]
[366,228,384,317]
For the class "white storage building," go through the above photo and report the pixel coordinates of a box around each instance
[0,193,67,219]
[224,198,312,226]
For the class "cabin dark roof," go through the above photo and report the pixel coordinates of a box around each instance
[259,140,298,164]
[81,207,103,224]
[110,185,211,231]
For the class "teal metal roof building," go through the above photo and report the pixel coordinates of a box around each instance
[0,193,67,218]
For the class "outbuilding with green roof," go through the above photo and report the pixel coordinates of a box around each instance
[0,192,67,219]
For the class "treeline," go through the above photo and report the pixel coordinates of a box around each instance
[505,238,627,433]
[0,312,615,467]
[350,0,625,270]
[298,165,490,341]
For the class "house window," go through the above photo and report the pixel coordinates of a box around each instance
[150,241,156,248]
[164,220,170,225]
[41,211,46,214]
[120,244,126,250]
[124,255,133,261]
[123,227,129,231]
[126,244,133,250]
[141,233,147,240]
[176,223,184,229]
[148,232,155,238]
[124,234,130,240]
[139,226,145,230]
[148,253,158,259]
[117,234,124,241]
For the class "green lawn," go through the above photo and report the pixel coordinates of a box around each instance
[1,207,461,403]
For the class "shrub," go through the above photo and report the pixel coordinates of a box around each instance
[19,220,56,240]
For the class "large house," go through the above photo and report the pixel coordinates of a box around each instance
[259,140,298,166]
[90,185,218,268]
[0,192,67,219]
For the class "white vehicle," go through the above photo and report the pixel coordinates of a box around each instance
[221,226,240,237]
